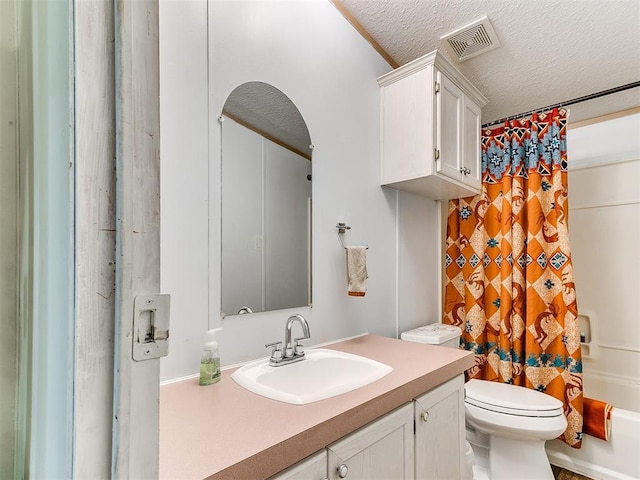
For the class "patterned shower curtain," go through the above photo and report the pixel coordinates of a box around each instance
[443,108,583,447]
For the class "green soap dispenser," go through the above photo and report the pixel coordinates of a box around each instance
[199,328,221,386]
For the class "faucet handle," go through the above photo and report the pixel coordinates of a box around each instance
[293,338,307,355]
[265,341,283,361]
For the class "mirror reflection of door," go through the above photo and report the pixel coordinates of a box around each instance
[221,82,312,317]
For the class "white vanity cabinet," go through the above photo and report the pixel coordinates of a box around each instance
[269,404,414,480]
[269,450,327,480]
[414,375,466,479]
[327,403,414,480]
[270,375,466,480]
[378,50,487,200]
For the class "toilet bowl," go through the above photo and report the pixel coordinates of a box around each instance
[401,324,568,480]
[465,379,567,480]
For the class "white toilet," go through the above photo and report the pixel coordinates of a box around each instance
[401,324,567,480]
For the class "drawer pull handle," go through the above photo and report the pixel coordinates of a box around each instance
[422,411,429,422]
[337,463,349,478]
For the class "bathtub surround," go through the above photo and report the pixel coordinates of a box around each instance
[565,114,640,413]
[544,113,640,480]
[444,109,583,447]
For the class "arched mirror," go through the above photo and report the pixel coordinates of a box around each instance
[220,82,312,317]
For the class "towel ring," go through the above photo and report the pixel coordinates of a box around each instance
[336,222,368,250]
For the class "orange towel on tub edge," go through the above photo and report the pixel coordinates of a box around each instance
[583,397,613,441]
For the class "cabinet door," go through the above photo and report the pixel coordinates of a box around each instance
[380,65,435,185]
[436,71,464,182]
[462,97,482,190]
[414,375,465,479]
[327,404,414,480]
[269,450,327,480]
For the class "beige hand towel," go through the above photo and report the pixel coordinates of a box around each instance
[346,246,368,297]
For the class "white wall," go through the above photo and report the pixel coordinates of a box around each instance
[567,113,640,411]
[160,0,211,380]
[160,0,441,381]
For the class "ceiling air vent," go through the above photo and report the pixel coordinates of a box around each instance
[441,16,501,62]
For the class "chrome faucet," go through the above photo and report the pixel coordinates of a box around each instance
[265,314,311,366]
[285,314,310,357]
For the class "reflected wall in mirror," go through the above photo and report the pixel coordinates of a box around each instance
[221,82,312,317]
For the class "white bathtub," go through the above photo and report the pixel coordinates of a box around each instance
[545,374,640,480]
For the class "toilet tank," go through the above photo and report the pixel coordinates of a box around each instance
[401,323,462,349]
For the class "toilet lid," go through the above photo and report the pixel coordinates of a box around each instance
[465,379,564,417]
[400,324,461,344]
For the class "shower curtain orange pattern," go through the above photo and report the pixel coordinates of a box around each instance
[443,109,583,447]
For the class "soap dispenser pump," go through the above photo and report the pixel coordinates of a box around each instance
[199,327,222,386]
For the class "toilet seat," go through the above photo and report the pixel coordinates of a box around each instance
[465,379,564,418]
[464,379,568,479]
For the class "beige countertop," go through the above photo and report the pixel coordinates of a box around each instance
[159,334,474,480]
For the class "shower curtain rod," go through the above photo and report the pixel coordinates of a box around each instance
[481,81,640,129]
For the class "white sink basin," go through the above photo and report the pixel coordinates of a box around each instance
[231,348,393,405]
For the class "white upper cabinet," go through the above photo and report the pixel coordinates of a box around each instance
[378,50,487,200]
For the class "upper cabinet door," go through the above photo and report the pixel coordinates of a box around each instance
[462,97,482,190]
[380,65,436,185]
[436,70,464,182]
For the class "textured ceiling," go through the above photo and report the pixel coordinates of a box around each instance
[338,0,640,124]
[223,82,312,157]
[225,1,639,152]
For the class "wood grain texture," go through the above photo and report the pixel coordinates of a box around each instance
[73,1,117,477]
[113,0,162,477]
[329,0,399,69]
